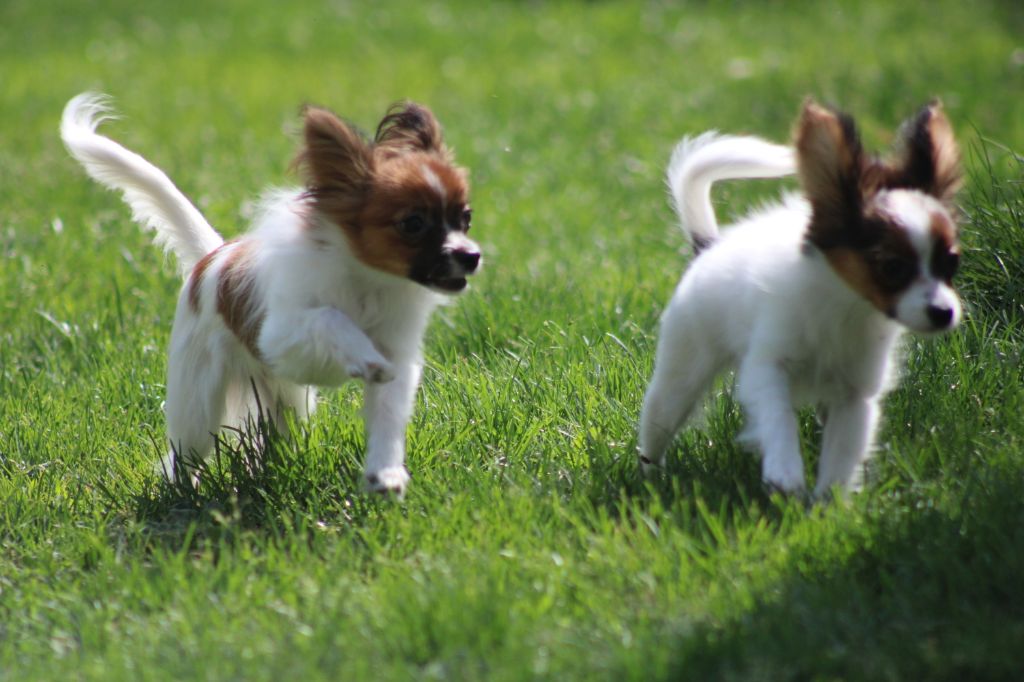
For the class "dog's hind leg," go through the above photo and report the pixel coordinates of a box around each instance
[236,377,317,436]
[639,337,721,475]
[161,333,229,485]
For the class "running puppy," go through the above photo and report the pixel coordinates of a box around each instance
[61,93,481,496]
[639,100,962,497]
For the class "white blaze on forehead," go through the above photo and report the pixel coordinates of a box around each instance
[421,163,447,205]
[876,189,945,260]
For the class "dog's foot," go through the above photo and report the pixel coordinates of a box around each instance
[363,466,410,499]
[346,353,395,384]
[638,453,665,477]
[763,475,808,501]
[762,456,806,496]
[156,452,199,488]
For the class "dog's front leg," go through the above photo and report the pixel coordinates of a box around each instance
[361,361,422,497]
[814,397,878,498]
[736,357,805,494]
[259,307,395,387]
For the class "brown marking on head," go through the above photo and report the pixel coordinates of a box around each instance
[822,221,921,318]
[929,209,957,246]
[822,248,891,314]
[795,100,869,251]
[795,99,963,314]
[216,241,264,359]
[883,101,962,205]
[353,155,469,278]
[374,102,451,161]
[293,102,472,285]
[293,106,374,231]
[929,210,961,283]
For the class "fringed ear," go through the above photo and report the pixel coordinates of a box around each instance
[374,102,448,158]
[795,99,867,248]
[295,106,373,194]
[888,101,962,203]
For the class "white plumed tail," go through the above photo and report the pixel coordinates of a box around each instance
[60,93,223,276]
[666,132,796,252]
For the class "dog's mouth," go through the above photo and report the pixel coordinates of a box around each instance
[427,276,468,293]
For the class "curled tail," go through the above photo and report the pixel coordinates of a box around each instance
[666,131,796,253]
[60,93,223,276]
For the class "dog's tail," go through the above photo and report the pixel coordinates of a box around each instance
[667,132,796,253]
[61,93,224,276]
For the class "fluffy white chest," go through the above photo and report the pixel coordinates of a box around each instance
[772,307,901,405]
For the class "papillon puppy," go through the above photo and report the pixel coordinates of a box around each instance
[639,100,962,498]
[61,93,481,496]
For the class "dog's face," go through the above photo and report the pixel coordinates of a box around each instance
[297,103,480,293]
[797,101,963,333]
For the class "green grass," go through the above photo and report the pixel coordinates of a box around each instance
[2,0,1024,679]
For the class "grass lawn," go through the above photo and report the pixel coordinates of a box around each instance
[2,0,1023,679]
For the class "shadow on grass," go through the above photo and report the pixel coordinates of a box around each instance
[657,467,1024,681]
[584,394,814,523]
[108,412,391,553]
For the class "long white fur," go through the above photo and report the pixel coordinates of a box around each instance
[640,133,959,498]
[667,132,796,249]
[60,94,223,275]
[61,94,454,496]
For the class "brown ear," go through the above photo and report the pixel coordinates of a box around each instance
[795,100,867,247]
[374,102,448,157]
[295,106,373,194]
[888,101,961,203]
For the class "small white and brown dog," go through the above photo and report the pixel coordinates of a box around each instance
[639,100,963,498]
[61,93,481,496]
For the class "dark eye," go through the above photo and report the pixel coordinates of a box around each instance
[461,207,472,232]
[397,214,428,239]
[876,256,917,291]
[932,248,960,282]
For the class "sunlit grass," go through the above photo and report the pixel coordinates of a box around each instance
[1,0,1023,679]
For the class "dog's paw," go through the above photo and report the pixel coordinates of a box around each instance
[363,466,410,499]
[346,354,395,384]
[762,454,806,496]
[763,474,807,499]
[638,453,665,477]
[156,452,200,488]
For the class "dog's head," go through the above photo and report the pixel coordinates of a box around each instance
[796,100,963,333]
[296,102,480,293]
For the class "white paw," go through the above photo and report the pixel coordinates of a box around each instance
[156,452,199,488]
[346,353,395,384]
[363,466,410,499]
[763,469,806,496]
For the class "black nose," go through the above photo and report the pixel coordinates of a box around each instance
[926,304,954,329]
[453,249,480,272]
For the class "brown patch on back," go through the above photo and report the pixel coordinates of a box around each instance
[187,248,219,312]
[216,241,265,359]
